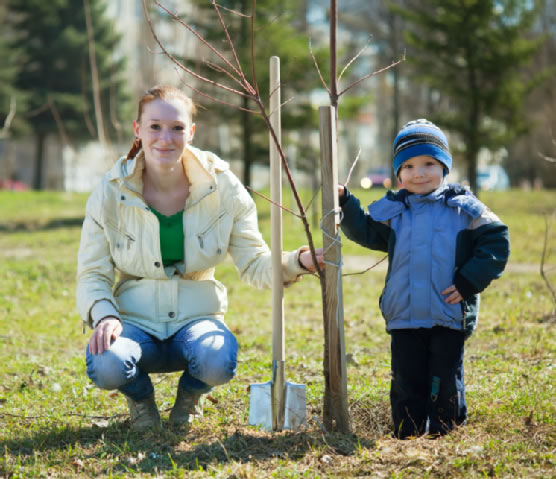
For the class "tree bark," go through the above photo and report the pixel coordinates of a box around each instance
[33,132,46,190]
[320,106,350,434]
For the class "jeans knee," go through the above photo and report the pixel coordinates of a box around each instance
[85,339,139,390]
[192,354,237,387]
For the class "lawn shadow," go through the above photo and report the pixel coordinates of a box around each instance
[0,217,84,233]
[3,420,376,474]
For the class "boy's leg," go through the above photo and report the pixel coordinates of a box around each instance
[390,329,429,438]
[85,322,159,401]
[427,326,466,436]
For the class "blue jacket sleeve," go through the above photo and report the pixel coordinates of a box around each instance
[340,190,390,252]
[454,221,510,297]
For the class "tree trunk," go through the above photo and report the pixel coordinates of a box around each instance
[33,132,46,190]
[467,144,479,194]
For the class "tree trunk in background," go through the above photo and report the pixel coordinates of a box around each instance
[466,131,479,194]
[390,10,400,187]
[240,0,252,189]
[33,132,45,190]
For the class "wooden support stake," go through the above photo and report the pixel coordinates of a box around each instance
[319,105,350,433]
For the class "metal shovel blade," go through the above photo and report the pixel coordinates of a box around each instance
[248,371,306,430]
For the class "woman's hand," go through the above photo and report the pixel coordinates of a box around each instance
[442,285,463,304]
[299,248,325,273]
[89,317,123,355]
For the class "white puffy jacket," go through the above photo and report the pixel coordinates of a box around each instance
[76,145,307,339]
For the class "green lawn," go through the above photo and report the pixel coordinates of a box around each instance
[0,189,554,478]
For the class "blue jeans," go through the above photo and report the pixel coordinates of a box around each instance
[86,319,238,401]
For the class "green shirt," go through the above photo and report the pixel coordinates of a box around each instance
[151,207,185,267]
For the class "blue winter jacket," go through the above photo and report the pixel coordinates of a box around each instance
[340,183,510,338]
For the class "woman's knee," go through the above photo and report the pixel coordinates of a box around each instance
[85,337,141,390]
[190,330,238,386]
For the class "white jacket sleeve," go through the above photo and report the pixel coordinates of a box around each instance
[225,173,306,289]
[76,185,120,328]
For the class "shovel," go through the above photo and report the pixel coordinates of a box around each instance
[248,56,306,431]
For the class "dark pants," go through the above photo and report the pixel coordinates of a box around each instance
[390,327,467,439]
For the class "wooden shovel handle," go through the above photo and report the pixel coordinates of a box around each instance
[270,56,285,362]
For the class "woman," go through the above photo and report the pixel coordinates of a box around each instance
[77,85,322,431]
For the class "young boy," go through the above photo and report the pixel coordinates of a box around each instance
[339,119,510,438]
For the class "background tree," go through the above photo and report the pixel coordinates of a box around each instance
[7,0,128,189]
[0,0,26,139]
[505,0,556,188]
[394,0,549,191]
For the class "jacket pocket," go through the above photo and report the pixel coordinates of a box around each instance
[104,219,137,266]
[197,212,231,256]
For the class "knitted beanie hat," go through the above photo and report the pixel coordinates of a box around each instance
[393,119,452,176]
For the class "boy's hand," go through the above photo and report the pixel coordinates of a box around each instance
[442,285,463,304]
[338,184,345,199]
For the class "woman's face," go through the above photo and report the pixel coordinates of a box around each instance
[133,98,195,171]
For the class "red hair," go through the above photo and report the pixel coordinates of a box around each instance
[125,85,197,161]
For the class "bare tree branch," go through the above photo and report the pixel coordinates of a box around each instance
[342,255,388,276]
[143,0,251,98]
[0,96,16,139]
[267,96,294,120]
[538,152,556,163]
[204,59,250,92]
[213,3,250,17]
[338,36,373,83]
[245,186,302,218]
[210,0,255,94]
[309,38,331,95]
[156,0,247,87]
[304,187,321,214]
[344,148,361,188]
[175,70,260,114]
[338,53,406,97]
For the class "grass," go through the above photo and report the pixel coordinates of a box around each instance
[0,188,555,478]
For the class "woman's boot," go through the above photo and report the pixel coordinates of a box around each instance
[169,388,202,430]
[125,394,161,430]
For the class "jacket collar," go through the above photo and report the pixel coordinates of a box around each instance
[107,145,230,205]
[369,182,485,220]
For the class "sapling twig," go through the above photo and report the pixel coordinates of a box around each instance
[344,148,361,188]
[245,186,302,219]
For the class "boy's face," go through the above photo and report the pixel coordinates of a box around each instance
[398,155,444,195]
